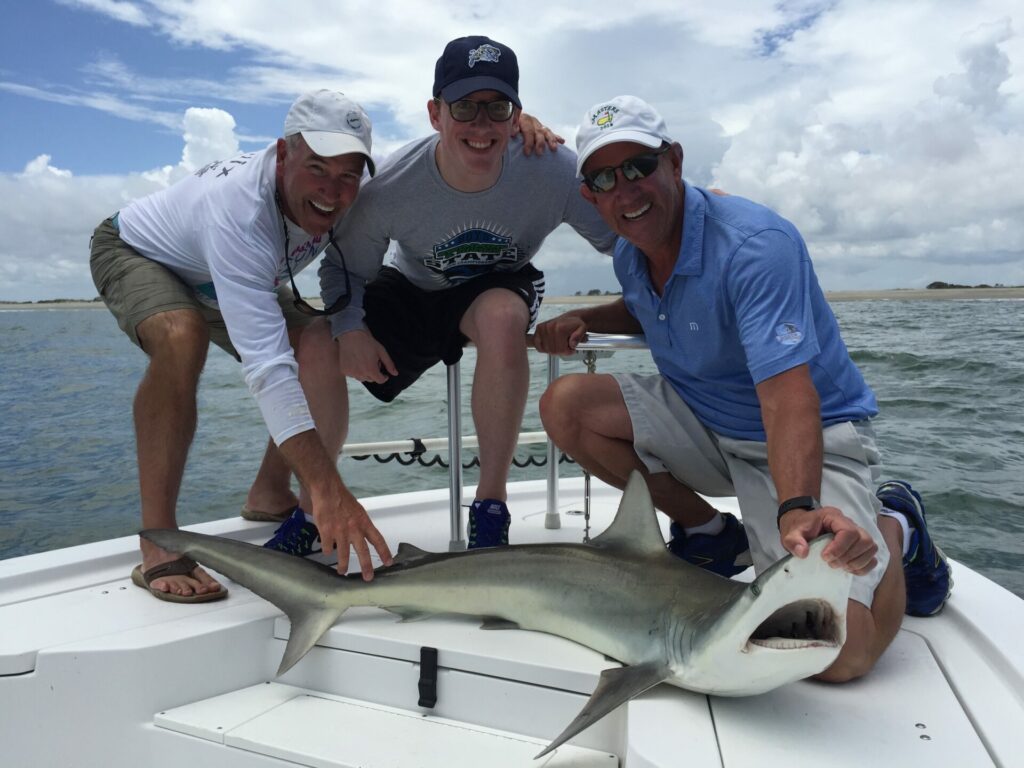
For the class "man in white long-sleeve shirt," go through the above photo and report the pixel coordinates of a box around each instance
[89,90,394,602]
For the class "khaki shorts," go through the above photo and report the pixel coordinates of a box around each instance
[89,216,312,358]
[614,372,889,608]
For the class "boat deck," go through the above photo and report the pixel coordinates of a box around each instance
[2,478,1022,766]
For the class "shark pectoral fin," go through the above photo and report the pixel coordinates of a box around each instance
[480,617,521,631]
[535,661,670,759]
[387,606,436,622]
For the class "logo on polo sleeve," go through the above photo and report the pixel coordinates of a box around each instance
[775,322,803,345]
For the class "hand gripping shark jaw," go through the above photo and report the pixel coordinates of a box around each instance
[142,472,851,758]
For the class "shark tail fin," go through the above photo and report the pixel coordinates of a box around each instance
[139,529,357,676]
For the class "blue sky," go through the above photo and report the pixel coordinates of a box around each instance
[1,0,1022,300]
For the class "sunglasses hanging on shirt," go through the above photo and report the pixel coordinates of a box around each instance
[275,192,351,317]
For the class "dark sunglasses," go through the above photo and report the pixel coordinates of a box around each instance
[277,195,350,316]
[582,145,671,194]
[442,98,515,123]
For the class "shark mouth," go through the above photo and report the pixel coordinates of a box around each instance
[746,599,843,650]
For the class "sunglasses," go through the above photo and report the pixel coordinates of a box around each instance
[442,98,515,123]
[582,145,671,194]
[277,194,351,316]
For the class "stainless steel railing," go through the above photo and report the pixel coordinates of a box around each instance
[339,333,648,551]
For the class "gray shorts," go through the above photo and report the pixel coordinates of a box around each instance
[89,216,312,358]
[614,372,889,607]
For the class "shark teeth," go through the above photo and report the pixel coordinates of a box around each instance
[747,598,842,648]
[748,637,841,650]
[624,203,652,220]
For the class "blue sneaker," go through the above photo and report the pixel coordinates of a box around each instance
[876,480,952,616]
[263,507,321,557]
[668,513,751,577]
[468,499,511,549]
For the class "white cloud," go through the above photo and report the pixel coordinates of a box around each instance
[57,0,151,27]
[3,0,1023,299]
[180,107,240,172]
[711,6,1024,289]
[20,155,73,179]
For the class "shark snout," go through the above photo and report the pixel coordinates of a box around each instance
[675,535,852,695]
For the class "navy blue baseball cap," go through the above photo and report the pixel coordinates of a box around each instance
[433,36,521,108]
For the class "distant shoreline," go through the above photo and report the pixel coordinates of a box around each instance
[3,286,1023,311]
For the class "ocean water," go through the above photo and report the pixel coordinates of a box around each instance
[1,299,1022,599]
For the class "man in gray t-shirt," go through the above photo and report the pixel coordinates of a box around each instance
[321,36,615,547]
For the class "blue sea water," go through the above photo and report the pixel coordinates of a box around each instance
[1,299,1022,599]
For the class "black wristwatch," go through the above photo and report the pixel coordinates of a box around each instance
[777,496,821,528]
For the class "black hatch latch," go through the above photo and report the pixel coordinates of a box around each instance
[418,646,439,708]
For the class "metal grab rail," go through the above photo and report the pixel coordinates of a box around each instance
[444,333,647,550]
[339,432,551,458]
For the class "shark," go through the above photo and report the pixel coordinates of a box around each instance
[141,472,852,758]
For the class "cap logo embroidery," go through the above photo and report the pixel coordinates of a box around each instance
[468,44,501,68]
[591,105,620,130]
[345,111,362,130]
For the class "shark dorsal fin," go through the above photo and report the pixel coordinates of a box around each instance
[393,542,431,564]
[590,471,669,555]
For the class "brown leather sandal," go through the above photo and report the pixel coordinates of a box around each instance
[240,504,297,523]
[130,556,228,603]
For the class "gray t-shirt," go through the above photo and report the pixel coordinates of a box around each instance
[321,134,615,336]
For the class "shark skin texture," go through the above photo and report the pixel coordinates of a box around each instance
[142,472,851,758]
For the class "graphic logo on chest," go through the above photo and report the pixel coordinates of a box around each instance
[425,226,520,284]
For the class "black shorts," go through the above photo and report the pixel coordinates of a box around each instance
[363,264,544,402]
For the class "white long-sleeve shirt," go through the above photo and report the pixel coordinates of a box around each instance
[117,144,332,445]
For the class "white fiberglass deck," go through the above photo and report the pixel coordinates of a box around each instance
[2,478,1022,767]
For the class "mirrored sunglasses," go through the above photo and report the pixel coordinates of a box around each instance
[583,145,671,194]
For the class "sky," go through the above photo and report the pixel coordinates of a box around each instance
[1,0,1022,301]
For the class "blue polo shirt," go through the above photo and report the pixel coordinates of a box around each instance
[614,182,878,441]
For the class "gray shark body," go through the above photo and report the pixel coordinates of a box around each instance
[142,472,851,757]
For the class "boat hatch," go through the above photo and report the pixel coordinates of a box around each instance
[156,682,618,767]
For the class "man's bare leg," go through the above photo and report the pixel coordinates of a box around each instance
[540,372,717,527]
[135,309,222,597]
[816,516,904,682]
[459,289,530,502]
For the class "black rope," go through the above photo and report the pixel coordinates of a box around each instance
[348,450,576,470]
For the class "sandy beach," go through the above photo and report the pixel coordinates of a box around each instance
[2,287,1022,311]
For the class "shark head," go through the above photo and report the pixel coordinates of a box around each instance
[669,535,851,695]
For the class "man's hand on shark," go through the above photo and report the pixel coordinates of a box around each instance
[313,489,393,580]
[780,506,879,576]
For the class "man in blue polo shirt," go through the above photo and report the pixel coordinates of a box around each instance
[534,95,951,683]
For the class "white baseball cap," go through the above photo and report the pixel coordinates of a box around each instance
[575,95,671,176]
[284,90,376,176]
